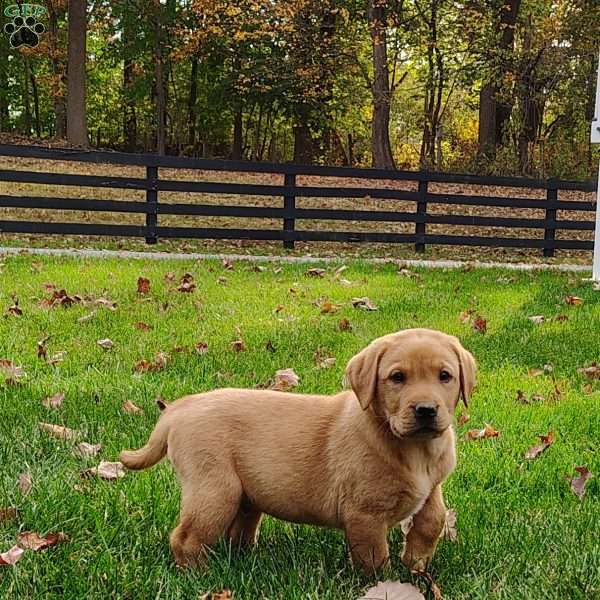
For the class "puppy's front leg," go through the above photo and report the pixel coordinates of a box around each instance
[401,484,446,571]
[344,515,389,575]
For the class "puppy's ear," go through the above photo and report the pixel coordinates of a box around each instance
[345,341,384,410]
[453,341,476,408]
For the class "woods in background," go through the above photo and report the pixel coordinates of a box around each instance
[0,0,598,178]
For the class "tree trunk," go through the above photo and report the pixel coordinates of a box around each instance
[30,68,41,137]
[187,57,198,149]
[66,0,88,147]
[368,0,395,169]
[22,55,32,135]
[293,105,314,164]
[0,0,11,130]
[48,0,67,138]
[232,104,243,160]
[477,0,521,157]
[122,5,137,152]
[153,0,166,155]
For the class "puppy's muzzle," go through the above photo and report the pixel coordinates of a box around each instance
[412,403,439,434]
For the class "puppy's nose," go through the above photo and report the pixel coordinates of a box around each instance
[414,403,438,419]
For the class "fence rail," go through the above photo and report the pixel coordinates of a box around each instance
[0,144,596,256]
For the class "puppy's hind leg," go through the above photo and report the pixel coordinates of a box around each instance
[170,473,242,568]
[227,499,263,548]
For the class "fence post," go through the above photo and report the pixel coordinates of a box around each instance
[543,178,557,257]
[415,178,428,253]
[145,165,158,245]
[283,172,296,249]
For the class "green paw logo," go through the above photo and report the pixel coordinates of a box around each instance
[3,4,47,49]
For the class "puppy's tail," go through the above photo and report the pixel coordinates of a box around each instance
[120,414,170,470]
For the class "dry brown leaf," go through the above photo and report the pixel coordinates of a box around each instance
[92,296,117,311]
[17,531,68,552]
[18,473,32,495]
[459,309,474,323]
[314,349,336,369]
[137,277,151,294]
[73,442,102,459]
[78,310,97,323]
[97,338,114,350]
[565,295,583,306]
[270,368,299,392]
[274,304,285,313]
[122,400,143,415]
[199,590,233,600]
[39,289,81,309]
[231,339,246,352]
[553,314,569,322]
[569,466,593,500]
[0,359,25,384]
[43,393,65,409]
[472,315,487,334]
[306,268,326,278]
[7,303,22,317]
[134,321,153,331]
[357,581,425,600]
[0,508,17,523]
[466,424,500,440]
[177,273,196,293]
[458,413,470,425]
[81,461,126,481]
[164,271,176,283]
[441,508,458,541]
[195,342,209,355]
[222,259,234,270]
[577,363,600,380]
[338,318,352,331]
[39,422,80,440]
[0,545,24,566]
[47,351,66,366]
[134,352,169,373]
[524,432,554,460]
[319,300,339,314]
[37,335,49,360]
[351,297,378,311]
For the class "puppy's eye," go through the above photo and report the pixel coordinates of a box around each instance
[390,371,405,383]
[439,370,452,382]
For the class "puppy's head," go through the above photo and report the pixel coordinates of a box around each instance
[345,328,476,439]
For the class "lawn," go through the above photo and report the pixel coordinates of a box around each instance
[0,254,599,599]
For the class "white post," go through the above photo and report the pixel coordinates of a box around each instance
[592,53,600,281]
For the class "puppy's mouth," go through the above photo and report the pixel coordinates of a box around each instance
[389,421,446,439]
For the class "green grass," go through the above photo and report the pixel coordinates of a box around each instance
[0,255,599,599]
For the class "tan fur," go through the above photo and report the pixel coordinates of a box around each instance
[120,328,476,573]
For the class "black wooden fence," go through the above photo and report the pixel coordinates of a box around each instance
[0,144,597,256]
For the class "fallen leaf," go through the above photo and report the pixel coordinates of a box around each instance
[137,277,151,294]
[0,508,17,523]
[314,349,336,369]
[17,531,68,551]
[577,363,600,380]
[222,259,234,270]
[231,339,246,352]
[47,351,66,366]
[122,400,143,415]
[553,314,569,322]
[164,271,176,283]
[306,268,326,278]
[441,508,458,541]
[97,338,114,350]
[217,276,227,285]
[134,352,169,373]
[37,335,50,360]
[458,413,470,425]
[250,265,265,273]
[199,590,233,600]
[270,368,299,391]
[81,461,126,481]
[466,424,500,440]
[582,383,594,395]
[351,297,378,311]
[39,289,80,309]
[39,422,80,440]
[0,359,25,384]
[459,309,474,323]
[524,432,554,460]
[134,321,152,331]
[472,315,487,334]
[91,296,118,311]
[319,300,339,314]
[338,318,352,331]
[7,303,22,316]
[0,545,24,566]
[42,393,65,409]
[194,342,209,355]
[274,304,285,313]
[569,466,593,500]
[177,273,196,293]
[73,442,102,459]
[18,473,32,495]
[357,581,424,600]
[528,315,545,324]
[565,295,583,306]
